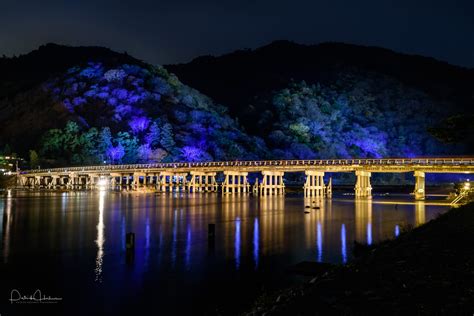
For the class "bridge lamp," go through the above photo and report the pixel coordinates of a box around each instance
[98,178,108,190]
[463,182,470,190]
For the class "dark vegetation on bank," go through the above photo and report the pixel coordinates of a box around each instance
[246,202,474,315]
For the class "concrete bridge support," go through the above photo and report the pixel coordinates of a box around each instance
[189,171,217,192]
[257,171,285,196]
[222,171,249,194]
[413,171,425,200]
[355,171,372,198]
[303,171,325,198]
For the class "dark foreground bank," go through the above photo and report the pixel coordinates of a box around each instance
[247,203,474,315]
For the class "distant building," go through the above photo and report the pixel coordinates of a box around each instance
[0,155,25,175]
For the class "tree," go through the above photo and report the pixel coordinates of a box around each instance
[29,150,39,169]
[78,127,99,164]
[145,121,161,148]
[116,132,139,163]
[160,123,176,152]
[107,144,125,163]
[2,144,11,155]
[129,116,150,134]
[98,127,113,162]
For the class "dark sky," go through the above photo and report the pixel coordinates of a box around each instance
[1,0,473,67]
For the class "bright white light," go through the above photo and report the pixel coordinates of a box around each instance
[97,178,108,190]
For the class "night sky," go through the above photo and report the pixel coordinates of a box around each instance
[1,0,473,67]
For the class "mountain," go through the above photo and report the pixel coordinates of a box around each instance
[166,41,474,157]
[0,44,265,166]
[0,41,472,167]
[166,40,473,124]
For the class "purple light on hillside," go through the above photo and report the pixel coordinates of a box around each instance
[107,144,125,163]
[129,116,150,134]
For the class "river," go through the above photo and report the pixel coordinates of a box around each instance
[0,190,450,315]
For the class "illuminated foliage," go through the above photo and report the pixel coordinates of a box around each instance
[267,77,448,159]
[39,60,263,165]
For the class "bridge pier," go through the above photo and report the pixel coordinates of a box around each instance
[303,171,326,198]
[46,176,55,189]
[189,171,217,192]
[69,173,82,190]
[355,171,372,198]
[132,172,146,190]
[109,173,121,190]
[258,171,285,196]
[159,172,187,192]
[222,171,249,194]
[34,176,42,189]
[326,177,332,197]
[122,174,132,190]
[87,174,96,190]
[413,171,425,200]
[58,175,67,189]
[146,173,159,189]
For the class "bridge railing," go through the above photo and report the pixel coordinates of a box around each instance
[19,157,474,175]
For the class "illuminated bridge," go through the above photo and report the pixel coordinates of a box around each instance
[18,157,474,200]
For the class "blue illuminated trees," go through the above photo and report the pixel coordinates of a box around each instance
[38,61,265,165]
[35,55,453,167]
[116,132,139,164]
[160,123,176,153]
[145,121,161,148]
[267,77,447,159]
[107,143,125,163]
[98,127,113,162]
[129,116,151,135]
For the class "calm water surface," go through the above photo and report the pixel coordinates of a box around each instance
[0,191,449,315]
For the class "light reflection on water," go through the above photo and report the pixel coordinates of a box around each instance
[94,190,105,283]
[341,223,347,264]
[395,224,400,237]
[0,191,449,314]
[1,197,11,263]
[253,218,259,269]
[0,192,443,268]
[235,217,241,269]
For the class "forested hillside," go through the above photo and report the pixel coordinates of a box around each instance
[167,41,474,156]
[0,41,472,167]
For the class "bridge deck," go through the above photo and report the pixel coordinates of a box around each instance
[20,157,474,176]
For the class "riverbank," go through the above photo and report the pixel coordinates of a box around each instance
[246,202,474,315]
